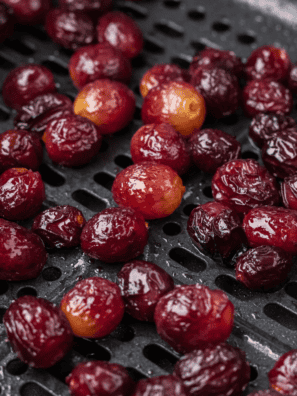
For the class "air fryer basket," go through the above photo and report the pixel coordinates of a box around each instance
[1,0,297,395]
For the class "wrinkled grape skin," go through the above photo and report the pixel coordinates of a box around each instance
[187,201,247,258]
[60,277,125,338]
[281,175,297,210]
[3,295,73,368]
[69,43,132,89]
[212,159,280,215]
[173,343,250,396]
[14,93,73,137]
[0,2,14,43]
[189,47,243,78]
[59,0,112,18]
[32,205,86,249]
[80,207,148,263]
[154,284,234,354]
[288,63,297,93]
[117,260,174,321]
[249,113,297,148]
[236,245,292,291]
[112,162,186,220]
[248,391,280,396]
[45,9,95,50]
[140,63,189,98]
[2,64,56,110]
[66,361,135,396]
[73,79,136,134]
[189,128,241,174]
[268,349,297,396]
[0,218,47,281]
[130,123,191,175]
[190,66,240,119]
[245,45,291,82]
[43,114,102,167]
[1,0,50,24]
[262,131,297,179]
[243,206,297,255]
[0,168,45,221]
[242,80,293,117]
[0,129,43,173]
[131,375,187,396]
[96,11,143,59]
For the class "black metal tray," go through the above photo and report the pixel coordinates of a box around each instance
[1,0,297,395]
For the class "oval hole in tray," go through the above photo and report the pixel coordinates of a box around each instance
[20,382,53,396]
[42,60,68,76]
[94,172,115,190]
[126,367,148,381]
[17,287,37,298]
[38,164,65,187]
[46,355,74,384]
[264,303,297,331]
[6,358,28,376]
[42,266,62,281]
[169,247,206,272]
[154,20,184,37]
[73,337,111,361]
[72,190,106,212]
[0,307,6,323]
[143,344,178,372]
[0,55,15,69]
[215,275,255,301]
[285,282,297,299]
[114,155,134,168]
[187,7,206,20]
[0,280,8,295]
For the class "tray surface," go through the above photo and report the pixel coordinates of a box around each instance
[1,0,297,395]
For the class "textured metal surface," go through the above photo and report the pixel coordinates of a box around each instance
[1,0,297,395]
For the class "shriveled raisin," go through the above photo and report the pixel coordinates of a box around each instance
[245,45,291,82]
[173,343,250,396]
[249,113,297,148]
[0,218,47,281]
[262,130,297,179]
[187,201,247,258]
[132,375,187,396]
[43,113,102,167]
[243,206,297,255]
[0,168,45,220]
[281,175,297,210]
[242,80,293,117]
[189,47,243,78]
[189,128,241,173]
[154,283,234,353]
[32,205,86,249]
[0,129,43,173]
[211,159,280,215]
[66,361,135,396]
[268,349,297,396]
[80,207,148,263]
[3,295,73,368]
[117,260,174,321]
[14,93,73,137]
[190,66,240,119]
[45,9,95,50]
[236,245,292,290]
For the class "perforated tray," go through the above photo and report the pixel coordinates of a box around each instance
[1,0,297,395]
